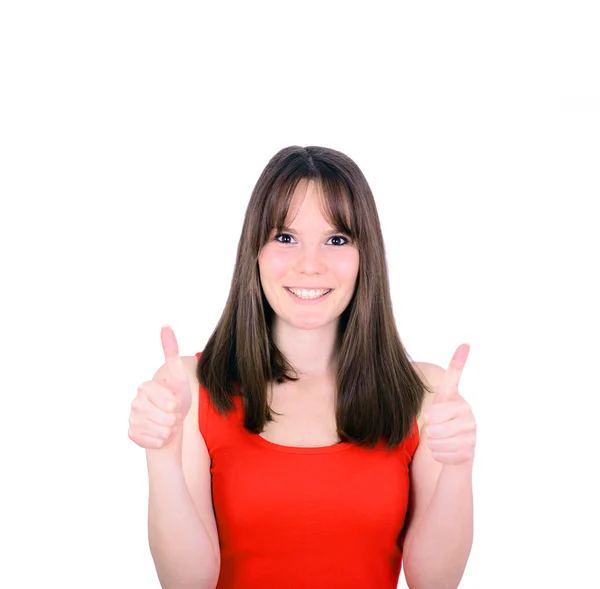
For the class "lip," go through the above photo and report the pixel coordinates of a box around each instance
[285,287,333,304]
[285,286,332,290]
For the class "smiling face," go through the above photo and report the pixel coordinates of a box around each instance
[258,179,360,332]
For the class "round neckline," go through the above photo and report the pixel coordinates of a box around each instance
[228,388,354,454]
[246,430,354,454]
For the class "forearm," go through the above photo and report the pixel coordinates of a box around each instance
[403,462,474,589]
[147,451,220,589]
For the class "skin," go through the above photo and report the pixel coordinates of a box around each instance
[130,178,477,587]
[257,178,360,377]
[402,347,476,588]
[255,178,477,586]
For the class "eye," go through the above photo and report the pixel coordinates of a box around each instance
[327,235,349,246]
[274,233,296,244]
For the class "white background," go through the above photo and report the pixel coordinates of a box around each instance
[1,2,599,588]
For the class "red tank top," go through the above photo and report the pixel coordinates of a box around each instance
[195,352,420,589]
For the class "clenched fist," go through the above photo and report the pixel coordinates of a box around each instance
[424,343,477,465]
[128,325,192,450]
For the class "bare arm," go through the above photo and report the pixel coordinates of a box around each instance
[403,448,474,589]
[403,361,474,589]
[146,356,220,589]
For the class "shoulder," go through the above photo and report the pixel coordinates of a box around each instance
[153,354,201,418]
[152,354,199,389]
[412,361,446,386]
[181,354,201,406]
[412,361,445,431]
[182,354,199,379]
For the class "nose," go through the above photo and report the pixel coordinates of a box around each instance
[294,244,326,275]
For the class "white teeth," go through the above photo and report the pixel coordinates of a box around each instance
[287,288,331,300]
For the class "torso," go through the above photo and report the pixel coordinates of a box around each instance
[257,363,430,448]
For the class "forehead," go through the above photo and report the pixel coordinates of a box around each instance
[285,180,331,226]
[268,177,353,236]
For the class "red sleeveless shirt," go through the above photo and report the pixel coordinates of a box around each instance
[195,353,420,589]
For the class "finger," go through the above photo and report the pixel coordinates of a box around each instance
[436,343,470,401]
[132,394,178,428]
[130,413,174,440]
[427,433,473,452]
[426,416,476,439]
[129,431,169,450]
[161,325,186,382]
[137,381,178,413]
[430,451,469,465]
[424,399,463,425]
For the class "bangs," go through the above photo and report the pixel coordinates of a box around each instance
[264,174,357,242]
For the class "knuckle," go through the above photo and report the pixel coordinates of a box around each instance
[137,381,151,394]
[128,431,142,447]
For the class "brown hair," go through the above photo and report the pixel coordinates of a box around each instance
[197,145,432,449]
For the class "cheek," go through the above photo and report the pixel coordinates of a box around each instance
[258,248,289,281]
[334,252,360,283]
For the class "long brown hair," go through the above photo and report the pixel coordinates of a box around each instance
[197,145,432,449]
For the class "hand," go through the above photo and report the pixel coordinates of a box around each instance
[424,343,476,466]
[128,325,192,450]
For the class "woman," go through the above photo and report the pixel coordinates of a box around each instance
[128,145,477,589]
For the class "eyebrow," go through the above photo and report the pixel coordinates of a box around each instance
[276,225,346,236]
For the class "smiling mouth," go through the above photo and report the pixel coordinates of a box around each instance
[285,287,332,300]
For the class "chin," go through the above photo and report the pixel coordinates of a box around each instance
[286,314,336,331]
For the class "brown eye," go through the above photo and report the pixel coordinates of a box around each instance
[327,235,349,246]
[274,233,296,244]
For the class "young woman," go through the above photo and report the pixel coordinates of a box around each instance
[128,146,477,589]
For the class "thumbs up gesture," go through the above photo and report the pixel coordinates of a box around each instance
[128,325,192,450]
[423,344,477,465]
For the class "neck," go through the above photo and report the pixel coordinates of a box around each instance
[272,319,339,378]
